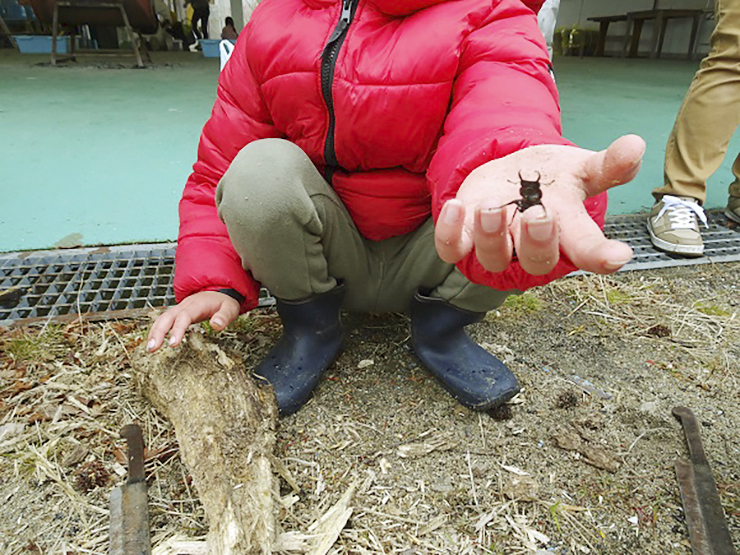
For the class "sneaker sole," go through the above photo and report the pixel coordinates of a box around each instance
[646,223,704,257]
[725,207,740,224]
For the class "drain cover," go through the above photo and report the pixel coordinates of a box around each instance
[1,211,739,325]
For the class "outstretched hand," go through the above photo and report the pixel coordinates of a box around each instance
[434,134,646,276]
[146,291,240,352]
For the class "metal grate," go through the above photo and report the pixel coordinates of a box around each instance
[1,210,739,326]
[603,209,740,270]
[0,244,179,326]
[0,243,276,326]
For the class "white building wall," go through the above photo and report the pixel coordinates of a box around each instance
[208,0,260,39]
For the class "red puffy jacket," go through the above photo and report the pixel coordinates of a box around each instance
[175,0,607,311]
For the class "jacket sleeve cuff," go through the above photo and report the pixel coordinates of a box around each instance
[217,288,247,305]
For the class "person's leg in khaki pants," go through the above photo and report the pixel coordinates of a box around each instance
[648,0,740,253]
[216,138,518,414]
[727,153,740,222]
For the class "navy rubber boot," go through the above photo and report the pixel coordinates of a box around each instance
[410,290,520,410]
[254,283,344,415]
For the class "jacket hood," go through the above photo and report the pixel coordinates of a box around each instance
[304,0,542,17]
[369,0,448,16]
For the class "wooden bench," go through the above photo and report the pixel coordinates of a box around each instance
[624,9,703,59]
[587,14,627,57]
[588,9,704,60]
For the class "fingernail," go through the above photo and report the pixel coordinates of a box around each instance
[604,257,632,271]
[147,339,156,352]
[526,217,554,241]
[168,337,176,347]
[528,205,547,219]
[442,202,462,225]
[212,317,224,329]
[480,207,504,234]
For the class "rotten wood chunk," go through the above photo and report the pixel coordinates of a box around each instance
[133,332,279,554]
[552,427,620,473]
[503,475,540,502]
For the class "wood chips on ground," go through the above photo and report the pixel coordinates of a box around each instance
[1,263,739,554]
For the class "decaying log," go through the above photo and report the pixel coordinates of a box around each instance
[134,331,280,554]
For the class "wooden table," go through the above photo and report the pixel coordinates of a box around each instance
[49,0,146,67]
[623,9,703,59]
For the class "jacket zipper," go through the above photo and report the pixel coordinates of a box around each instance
[321,0,358,171]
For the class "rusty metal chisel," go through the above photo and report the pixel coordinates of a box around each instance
[109,423,151,555]
[673,406,736,555]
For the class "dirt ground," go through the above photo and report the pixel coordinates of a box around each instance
[1,262,739,554]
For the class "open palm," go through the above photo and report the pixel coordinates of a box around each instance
[434,134,646,276]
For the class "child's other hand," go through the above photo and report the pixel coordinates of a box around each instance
[146,291,240,352]
[435,134,645,276]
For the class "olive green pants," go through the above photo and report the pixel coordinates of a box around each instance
[654,0,740,203]
[215,138,513,313]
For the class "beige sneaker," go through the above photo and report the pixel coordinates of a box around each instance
[725,196,740,224]
[647,195,708,257]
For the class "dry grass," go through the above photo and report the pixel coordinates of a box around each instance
[545,270,739,390]
[1,264,738,554]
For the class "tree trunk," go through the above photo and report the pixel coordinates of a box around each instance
[134,331,279,554]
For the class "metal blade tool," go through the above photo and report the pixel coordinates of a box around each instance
[672,406,736,555]
[109,423,151,555]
